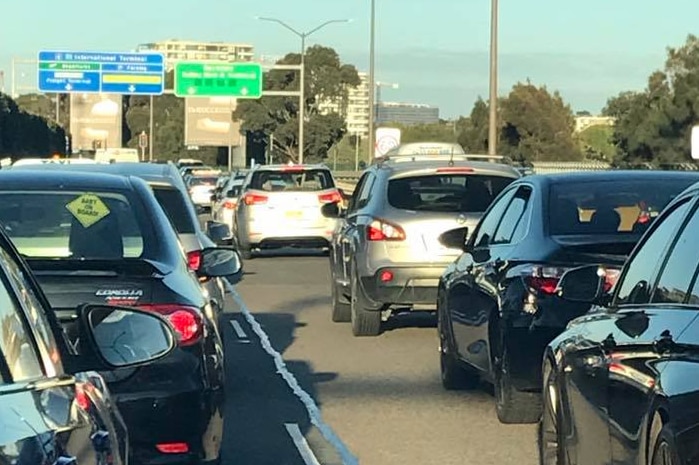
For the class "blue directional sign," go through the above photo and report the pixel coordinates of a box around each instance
[37,51,165,95]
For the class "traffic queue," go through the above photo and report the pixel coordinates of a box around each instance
[0,158,242,465]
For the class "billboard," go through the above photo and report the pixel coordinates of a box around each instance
[185,97,242,147]
[69,93,122,151]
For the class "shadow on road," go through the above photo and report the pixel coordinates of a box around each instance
[382,310,437,333]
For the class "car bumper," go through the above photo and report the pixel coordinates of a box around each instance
[360,265,448,307]
[244,222,335,249]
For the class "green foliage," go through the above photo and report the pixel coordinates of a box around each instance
[577,125,615,161]
[389,121,463,144]
[234,45,360,163]
[458,98,490,152]
[0,93,66,158]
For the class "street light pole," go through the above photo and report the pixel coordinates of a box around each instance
[257,17,351,165]
[488,0,499,156]
[367,0,376,161]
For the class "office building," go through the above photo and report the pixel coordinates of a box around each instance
[376,102,439,126]
[319,72,371,138]
[136,39,254,69]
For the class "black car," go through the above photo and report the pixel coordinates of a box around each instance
[540,178,699,465]
[0,214,176,465]
[0,170,242,465]
[437,171,699,424]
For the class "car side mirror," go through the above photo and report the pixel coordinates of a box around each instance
[438,227,469,251]
[206,220,231,244]
[556,265,608,303]
[77,304,176,370]
[198,247,243,283]
[321,202,344,219]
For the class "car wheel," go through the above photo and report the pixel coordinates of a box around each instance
[495,345,542,424]
[649,414,680,465]
[240,249,253,260]
[438,309,478,390]
[350,266,381,337]
[538,359,563,465]
[331,272,351,323]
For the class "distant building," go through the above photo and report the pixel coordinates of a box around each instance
[376,102,439,126]
[574,115,616,133]
[319,72,371,138]
[136,39,254,69]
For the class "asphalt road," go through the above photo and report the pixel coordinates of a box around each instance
[219,249,538,465]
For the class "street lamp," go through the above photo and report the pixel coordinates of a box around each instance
[257,16,351,164]
[488,0,499,156]
[367,0,377,163]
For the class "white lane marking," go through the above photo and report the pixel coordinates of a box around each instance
[285,423,322,465]
[226,283,358,465]
[230,320,248,339]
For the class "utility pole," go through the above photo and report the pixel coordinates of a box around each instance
[367,0,377,162]
[149,95,154,161]
[488,0,499,156]
[354,134,360,170]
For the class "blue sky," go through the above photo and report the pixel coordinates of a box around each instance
[1,0,697,117]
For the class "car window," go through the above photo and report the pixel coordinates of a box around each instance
[0,269,44,382]
[615,198,692,306]
[346,173,370,213]
[151,186,197,234]
[549,179,695,236]
[492,186,532,244]
[0,247,62,377]
[355,173,375,211]
[0,191,144,259]
[472,188,518,248]
[250,169,335,192]
[652,202,699,305]
[387,174,514,213]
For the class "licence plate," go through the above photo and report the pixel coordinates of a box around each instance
[285,211,303,219]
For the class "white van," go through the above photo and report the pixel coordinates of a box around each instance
[94,148,140,163]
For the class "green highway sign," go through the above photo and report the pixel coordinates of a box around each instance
[174,62,263,98]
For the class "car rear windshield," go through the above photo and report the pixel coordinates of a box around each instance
[250,169,335,192]
[548,179,694,235]
[387,174,515,212]
[189,177,218,187]
[151,186,197,234]
[0,191,144,259]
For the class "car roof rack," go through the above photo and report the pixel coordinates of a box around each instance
[373,142,512,166]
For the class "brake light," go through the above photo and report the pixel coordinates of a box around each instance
[244,193,268,205]
[223,199,238,209]
[380,270,394,282]
[137,304,203,346]
[156,443,190,454]
[523,266,568,295]
[75,383,91,411]
[186,250,201,271]
[367,218,406,241]
[318,191,343,204]
[436,167,474,173]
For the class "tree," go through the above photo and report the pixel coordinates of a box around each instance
[458,98,490,152]
[234,45,360,163]
[0,93,66,158]
[578,125,615,161]
[391,121,462,144]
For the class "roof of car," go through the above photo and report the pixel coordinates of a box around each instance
[252,163,329,171]
[375,158,522,178]
[523,170,699,186]
[0,169,141,190]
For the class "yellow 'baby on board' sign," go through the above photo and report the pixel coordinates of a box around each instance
[65,193,111,228]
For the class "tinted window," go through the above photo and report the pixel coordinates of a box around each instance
[492,187,532,244]
[250,169,334,192]
[387,174,514,213]
[0,271,43,381]
[616,199,691,306]
[473,188,518,248]
[0,191,144,259]
[652,203,699,304]
[151,187,196,234]
[548,179,694,235]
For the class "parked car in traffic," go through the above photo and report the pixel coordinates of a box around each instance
[212,176,245,233]
[0,169,242,465]
[540,177,699,465]
[436,170,699,425]
[0,214,176,465]
[321,144,521,336]
[235,163,342,259]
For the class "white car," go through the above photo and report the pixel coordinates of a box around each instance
[212,178,244,231]
[186,171,221,212]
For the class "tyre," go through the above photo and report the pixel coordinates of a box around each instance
[538,359,562,465]
[494,345,543,424]
[350,267,381,336]
[331,274,351,322]
[648,414,680,465]
[438,309,478,390]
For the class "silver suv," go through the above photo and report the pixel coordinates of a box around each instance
[234,164,342,259]
[321,143,521,336]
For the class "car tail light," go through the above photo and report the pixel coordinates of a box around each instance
[223,199,238,209]
[367,218,406,241]
[436,167,474,173]
[380,270,394,282]
[244,193,268,205]
[75,383,91,411]
[523,266,569,295]
[186,250,201,272]
[603,268,621,293]
[156,442,190,454]
[137,304,203,346]
[318,190,343,204]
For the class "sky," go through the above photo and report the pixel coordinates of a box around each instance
[1,0,698,118]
